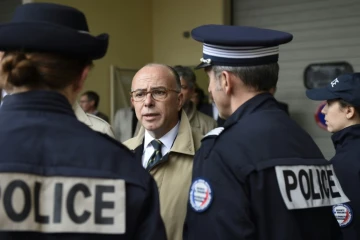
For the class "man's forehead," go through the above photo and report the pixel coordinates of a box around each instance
[133,74,174,88]
[134,74,168,81]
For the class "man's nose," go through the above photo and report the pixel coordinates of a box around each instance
[144,92,154,106]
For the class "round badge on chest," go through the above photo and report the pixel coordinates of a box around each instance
[333,203,353,227]
[189,178,213,212]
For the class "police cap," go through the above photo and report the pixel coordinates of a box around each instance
[191,24,293,69]
[306,73,360,106]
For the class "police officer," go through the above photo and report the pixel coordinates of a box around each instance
[183,24,348,240]
[307,73,360,239]
[0,3,166,239]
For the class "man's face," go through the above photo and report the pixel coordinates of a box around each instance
[79,95,93,113]
[131,65,183,138]
[206,68,230,118]
[190,92,199,106]
[180,77,194,105]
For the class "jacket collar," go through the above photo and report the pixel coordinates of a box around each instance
[224,92,279,129]
[128,110,195,156]
[73,101,92,126]
[331,124,360,150]
[1,90,75,117]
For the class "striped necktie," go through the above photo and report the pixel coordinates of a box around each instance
[147,139,163,168]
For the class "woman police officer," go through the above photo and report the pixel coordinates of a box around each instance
[307,72,360,240]
[0,3,166,239]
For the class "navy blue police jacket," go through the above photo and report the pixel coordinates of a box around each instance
[184,93,346,240]
[0,90,167,240]
[330,124,360,239]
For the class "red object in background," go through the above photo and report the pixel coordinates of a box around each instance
[315,101,327,130]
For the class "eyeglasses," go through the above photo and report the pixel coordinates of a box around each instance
[130,87,180,102]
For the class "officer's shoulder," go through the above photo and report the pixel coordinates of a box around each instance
[202,127,225,140]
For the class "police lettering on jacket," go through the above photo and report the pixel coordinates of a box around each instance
[0,173,125,234]
[275,165,349,209]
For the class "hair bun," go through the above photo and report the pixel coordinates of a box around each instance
[1,52,40,87]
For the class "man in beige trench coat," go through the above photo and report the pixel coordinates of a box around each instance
[123,63,203,240]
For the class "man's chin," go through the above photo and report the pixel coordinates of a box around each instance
[142,122,159,131]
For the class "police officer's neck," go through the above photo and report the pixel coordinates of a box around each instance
[343,118,360,130]
[230,88,264,114]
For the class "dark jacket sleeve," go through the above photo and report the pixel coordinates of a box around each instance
[183,150,256,240]
[134,177,167,240]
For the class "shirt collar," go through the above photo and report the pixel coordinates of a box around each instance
[144,121,180,150]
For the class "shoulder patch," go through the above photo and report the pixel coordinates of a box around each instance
[189,178,213,212]
[275,165,349,209]
[333,203,353,227]
[203,127,224,139]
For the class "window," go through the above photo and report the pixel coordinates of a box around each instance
[304,62,353,89]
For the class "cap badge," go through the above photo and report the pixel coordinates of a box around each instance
[200,58,211,64]
[331,78,339,87]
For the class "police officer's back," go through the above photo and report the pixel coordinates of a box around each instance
[0,3,166,239]
[183,25,348,240]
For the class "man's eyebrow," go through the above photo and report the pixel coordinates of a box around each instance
[132,86,167,92]
[132,88,147,92]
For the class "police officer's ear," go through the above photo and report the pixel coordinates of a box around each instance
[219,70,233,95]
[345,106,356,119]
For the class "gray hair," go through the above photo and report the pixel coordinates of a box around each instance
[173,65,196,89]
[211,63,279,91]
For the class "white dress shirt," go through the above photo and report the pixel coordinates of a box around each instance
[142,121,180,168]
